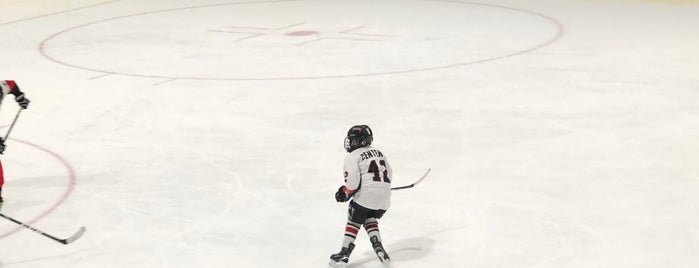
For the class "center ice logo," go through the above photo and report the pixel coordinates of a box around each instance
[211,23,394,46]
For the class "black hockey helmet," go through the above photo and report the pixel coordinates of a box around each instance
[344,125,373,152]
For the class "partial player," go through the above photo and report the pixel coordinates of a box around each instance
[330,125,392,267]
[0,80,31,210]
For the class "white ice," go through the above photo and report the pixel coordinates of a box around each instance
[0,0,698,267]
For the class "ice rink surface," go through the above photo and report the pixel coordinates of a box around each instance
[0,0,698,267]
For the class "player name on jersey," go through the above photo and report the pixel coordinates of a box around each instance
[360,149,384,161]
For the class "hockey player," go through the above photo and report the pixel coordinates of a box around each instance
[0,80,30,209]
[330,125,392,267]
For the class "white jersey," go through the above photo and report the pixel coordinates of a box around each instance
[344,146,392,210]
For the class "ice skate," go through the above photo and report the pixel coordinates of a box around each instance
[370,236,391,266]
[329,243,355,268]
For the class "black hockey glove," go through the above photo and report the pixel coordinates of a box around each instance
[335,186,350,202]
[15,93,29,109]
[0,138,5,154]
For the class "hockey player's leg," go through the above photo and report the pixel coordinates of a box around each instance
[365,218,391,265]
[329,242,355,268]
[330,202,369,267]
[329,220,360,267]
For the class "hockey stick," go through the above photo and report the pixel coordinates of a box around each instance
[0,212,86,245]
[391,168,431,191]
[3,107,22,141]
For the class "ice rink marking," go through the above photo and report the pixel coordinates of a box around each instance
[0,0,122,26]
[0,138,77,239]
[38,0,565,81]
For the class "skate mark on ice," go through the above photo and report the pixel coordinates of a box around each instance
[0,0,122,26]
[0,251,85,266]
[347,237,435,267]
[152,78,177,86]
[199,153,308,228]
[492,200,611,247]
[87,73,113,80]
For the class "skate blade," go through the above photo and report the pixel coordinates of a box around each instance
[328,260,348,268]
[376,252,392,266]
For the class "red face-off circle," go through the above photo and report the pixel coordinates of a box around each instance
[0,139,76,239]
